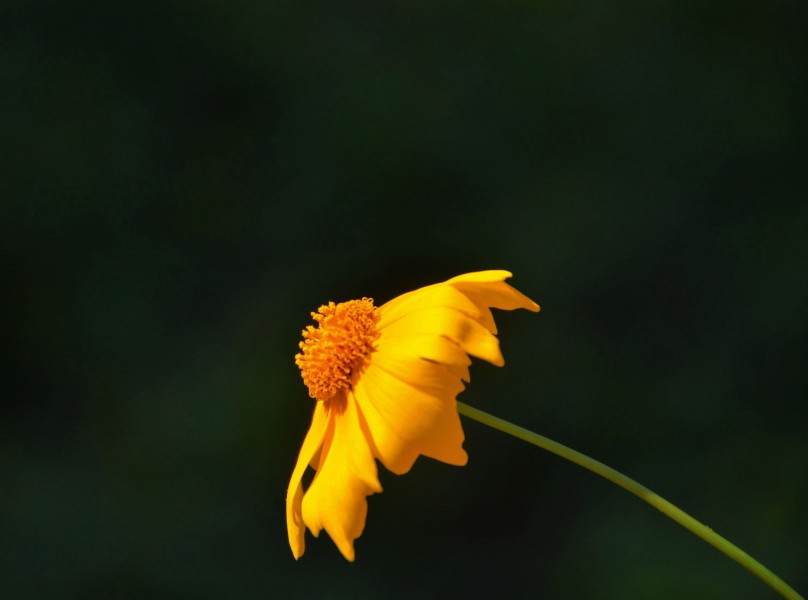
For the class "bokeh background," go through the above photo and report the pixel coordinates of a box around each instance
[3,1,807,598]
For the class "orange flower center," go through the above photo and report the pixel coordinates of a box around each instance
[295,298,379,402]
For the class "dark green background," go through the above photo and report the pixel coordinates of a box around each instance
[3,1,806,598]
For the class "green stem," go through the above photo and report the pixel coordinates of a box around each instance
[456,401,803,600]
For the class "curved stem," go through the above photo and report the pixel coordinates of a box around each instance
[456,401,803,600]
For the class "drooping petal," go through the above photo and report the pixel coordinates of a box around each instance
[286,403,330,559]
[301,393,382,562]
[353,356,466,475]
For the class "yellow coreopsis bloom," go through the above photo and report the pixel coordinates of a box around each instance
[286,270,539,561]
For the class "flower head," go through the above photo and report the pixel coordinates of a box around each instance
[286,270,539,561]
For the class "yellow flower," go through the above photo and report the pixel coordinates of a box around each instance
[286,270,540,561]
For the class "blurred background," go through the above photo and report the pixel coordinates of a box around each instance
[2,0,807,598]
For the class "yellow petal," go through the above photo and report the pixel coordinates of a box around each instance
[376,333,472,382]
[415,395,468,466]
[378,305,505,366]
[370,352,467,465]
[445,269,514,284]
[378,281,497,331]
[286,402,330,559]
[301,393,382,562]
[353,359,465,474]
[448,271,540,313]
[373,347,466,395]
